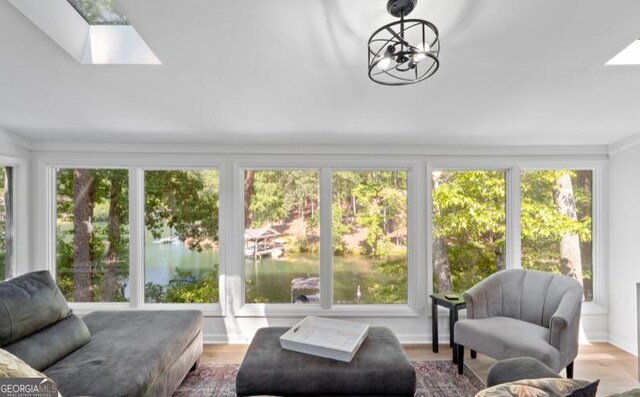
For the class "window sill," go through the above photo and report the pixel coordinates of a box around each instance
[69,302,224,317]
[235,303,419,318]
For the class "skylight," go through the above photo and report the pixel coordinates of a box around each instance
[9,0,160,64]
[67,0,128,25]
[606,39,640,65]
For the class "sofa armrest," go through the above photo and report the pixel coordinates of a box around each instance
[549,287,583,364]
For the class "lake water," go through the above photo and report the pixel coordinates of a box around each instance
[145,242,400,304]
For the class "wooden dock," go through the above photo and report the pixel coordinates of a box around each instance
[244,227,284,260]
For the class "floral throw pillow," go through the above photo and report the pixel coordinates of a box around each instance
[475,377,599,397]
[0,348,63,396]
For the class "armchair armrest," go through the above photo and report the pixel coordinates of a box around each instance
[549,287,583,353]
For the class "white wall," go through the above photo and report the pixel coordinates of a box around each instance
[608,140,640,355]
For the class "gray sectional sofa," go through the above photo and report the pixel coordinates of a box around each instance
[0,271,203,397]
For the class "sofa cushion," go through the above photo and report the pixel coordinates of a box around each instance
[0,271,71,346]
[455,316,561,371]
[44,310,202,397]
[4,314,90,371]
[475,377,598,397]
[486,357,560,387]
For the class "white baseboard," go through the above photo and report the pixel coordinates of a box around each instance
[205,331,615,347]
[608,333,638,356]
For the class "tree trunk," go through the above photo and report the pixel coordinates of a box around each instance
[554,172,583,285]
[244,170,255,228]
[433,238,453,292]
[495,246,505,272]
[351,195,357,224]
[73,169,95,302]
[101,175,121,302]
[431,171,453,292]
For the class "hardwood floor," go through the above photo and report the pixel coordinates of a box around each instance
[201,342,639,395]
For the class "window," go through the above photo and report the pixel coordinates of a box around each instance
[56,169,129,302]
[521,170,593,301]
[144,170,220,303]
[66,0,128,25]
[244,170,320,304]
[1,167,12,280]
[332,171,408,304]
[431,170,506,293]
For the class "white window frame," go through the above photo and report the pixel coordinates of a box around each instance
[426,157,607,315]
[36,151,606,322]
[233,156,423,318]
[137,166,225,315]
[518,164,606,314]
[0,156,24,280]
[427,164,513,306]
[39,152,225,316]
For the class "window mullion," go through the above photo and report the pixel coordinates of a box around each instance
[129,167,144,308]
[506,167,522,269]
[319,168,333,309]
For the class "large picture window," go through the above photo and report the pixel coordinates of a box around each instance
[244,170,320,304]
[1,167,12,280]
[144,170,219,303]
[56,169,129,302]
[521,170,593,301]
[431,170,506,293]
[332,171,408,304]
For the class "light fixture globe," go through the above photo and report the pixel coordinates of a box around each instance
[368,0,440,86]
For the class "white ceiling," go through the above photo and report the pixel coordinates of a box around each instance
[0,0,639,146]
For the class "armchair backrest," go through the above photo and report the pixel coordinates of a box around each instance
[468,269,583,328]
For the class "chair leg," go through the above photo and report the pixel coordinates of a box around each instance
[470,349,477,359]
[566,361,574,379]
[457,344,464,375]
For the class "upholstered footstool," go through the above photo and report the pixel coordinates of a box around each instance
[236,326,416,396]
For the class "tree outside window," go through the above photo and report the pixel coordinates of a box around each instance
[143,170,219,304]
[432,171,506,294]
[521,170,593,301]
[56,169,130,302]
[332,171,408,304]
[244,170,320,304]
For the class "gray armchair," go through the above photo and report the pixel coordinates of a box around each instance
[453,269,583,377]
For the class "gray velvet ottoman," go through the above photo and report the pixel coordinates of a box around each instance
[236,326,416,396]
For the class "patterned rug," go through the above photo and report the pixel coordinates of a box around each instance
[173,360,485,397]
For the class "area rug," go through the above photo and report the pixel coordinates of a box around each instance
[173,360,485,397]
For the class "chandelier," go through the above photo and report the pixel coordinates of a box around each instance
[368,0,440,86]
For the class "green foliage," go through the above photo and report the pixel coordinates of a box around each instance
[433,170,593,299]
[57,169,220,303]
[67,0,128,25]
[521,170,592,294]
[432,171,506,292]
[364,256,407,303]
[248,170,318,227]
[145,266,219,303]
[335,171,407,257]
[331,203,352,255]
[56,224,130,302]
[145,170,219,251]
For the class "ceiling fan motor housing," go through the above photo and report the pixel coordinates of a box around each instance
[387,0,417,17]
